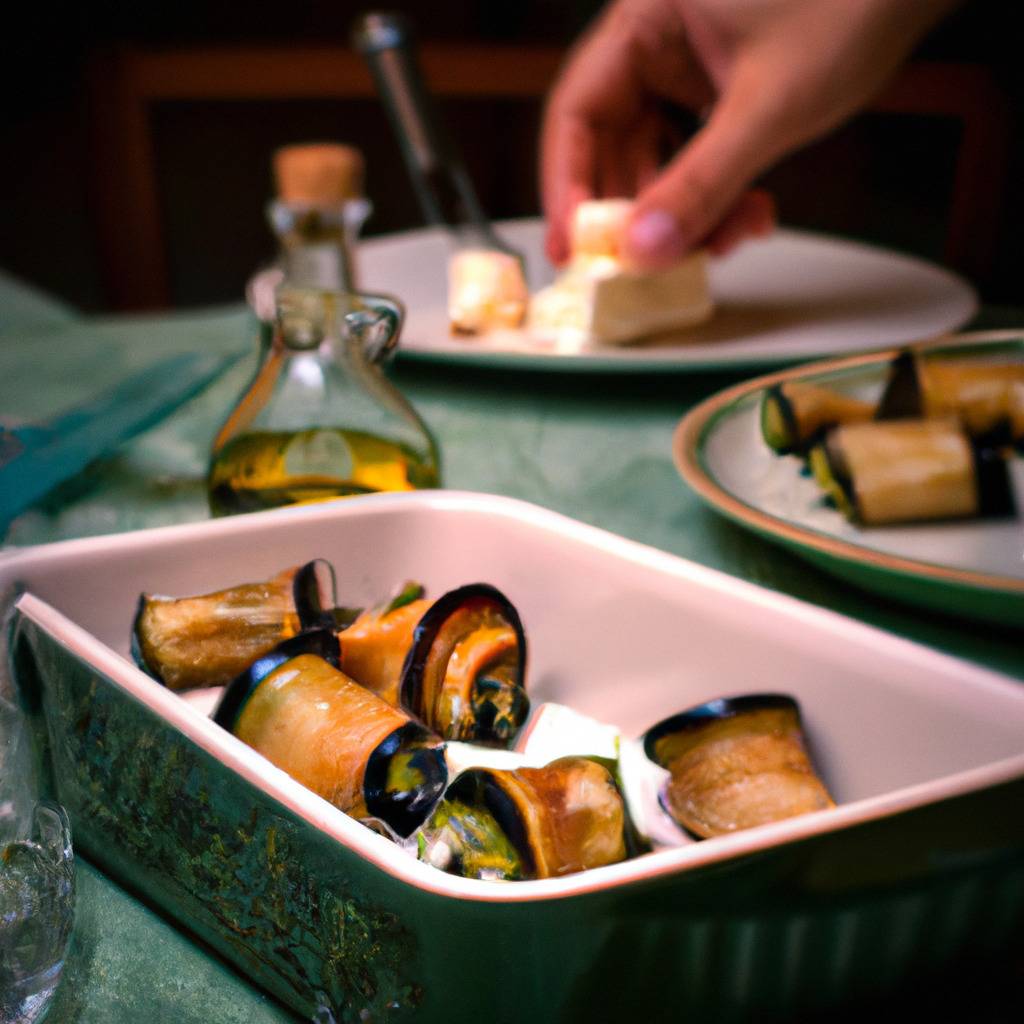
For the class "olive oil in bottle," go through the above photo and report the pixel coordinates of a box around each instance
[208,285,440,517]
[208,427,440,516]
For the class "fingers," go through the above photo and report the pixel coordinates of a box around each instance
[704,188,776,257]
[541,1,659,265]
[544,110,664,265]
[625,74,787,268]
[542,111,596,265]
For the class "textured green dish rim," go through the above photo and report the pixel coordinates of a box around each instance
[673,330,1024,628]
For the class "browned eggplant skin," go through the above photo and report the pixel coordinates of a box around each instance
[133,560,336,690]
[398,584,529,745]
[446,756,627,879]
[645,695,834,839]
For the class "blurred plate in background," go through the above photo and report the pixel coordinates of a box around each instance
[360,218,977,373]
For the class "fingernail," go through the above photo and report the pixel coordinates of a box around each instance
[625,210,687,268]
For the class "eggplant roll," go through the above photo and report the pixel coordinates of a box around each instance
[214,632,446,837]
[760,382,874,455]
[877,351,1024,444]
[399,584,529,747]
[133,559,337,691]
[338,587,432,705]
[644,695,833,839]
[419,756,627,880]
[809,419,1015,526]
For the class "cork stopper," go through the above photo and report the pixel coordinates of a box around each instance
[273,143,365,204]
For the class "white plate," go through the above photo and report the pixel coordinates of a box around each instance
[358,218,977,372]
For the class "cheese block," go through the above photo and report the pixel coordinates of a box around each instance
[448,249,529,335]
[530,199,713,347]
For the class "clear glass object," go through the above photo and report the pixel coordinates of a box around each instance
[247,197,372,325]
[208,286,441,516]
[0,696,75,1024]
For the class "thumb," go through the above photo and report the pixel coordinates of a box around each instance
[624,79,786,269]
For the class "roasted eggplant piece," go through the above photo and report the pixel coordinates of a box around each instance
[213,629,447,837]
[418,756,627,880]
[210,626,341,730]
[337,582,431,704]
[644,694,833,839]
[399,584,529,746]
[809,419,1015,525]
[760,382,874,455]
[877,350,1024,445]
[133,560,337,691]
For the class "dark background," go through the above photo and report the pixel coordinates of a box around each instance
[1,0,1021,312]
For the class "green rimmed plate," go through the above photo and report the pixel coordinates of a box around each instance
[673,331,1024,628]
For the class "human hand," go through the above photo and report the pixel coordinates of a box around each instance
[542,0,960,268]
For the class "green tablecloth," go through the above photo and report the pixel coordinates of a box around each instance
[2,278,1021,1022]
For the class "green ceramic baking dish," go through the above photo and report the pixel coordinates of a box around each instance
[4,492,1023,1022]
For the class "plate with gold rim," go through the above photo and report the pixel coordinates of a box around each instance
[672,331,1024,627]
[359,218,977,372]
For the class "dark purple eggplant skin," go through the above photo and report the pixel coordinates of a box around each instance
[762,384,801,454]
[363,722,449,838]
[130,592,157,680]
[212,627,341,732]
[973,442,1017,517]
[875,350,922,421]
[292,559,339,630]
[643,694,799,766]
[443,768,538,878]
[397,583,528,725]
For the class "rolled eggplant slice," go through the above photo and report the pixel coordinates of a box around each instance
[399,584,529,747]
[809,419,1015,526]
[133,559,337,690]
[760,382,874,455]
[215,639,446,837]
[419,756,628,880]
[644,694,834,839]
[338,583,432,704]
[877,350,1024,444]
[211,626,340,732]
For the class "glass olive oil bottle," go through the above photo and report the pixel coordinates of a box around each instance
[208,287,440,516]
[215,143,439,516]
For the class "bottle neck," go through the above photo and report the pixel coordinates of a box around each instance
[283,243,355,294]
[268,199,370,293]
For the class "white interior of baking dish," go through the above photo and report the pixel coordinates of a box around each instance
[6,491,1024,902]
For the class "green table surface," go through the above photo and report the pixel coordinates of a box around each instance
[2,277,1021,1023]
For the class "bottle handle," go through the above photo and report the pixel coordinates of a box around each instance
[344,292,406,365]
